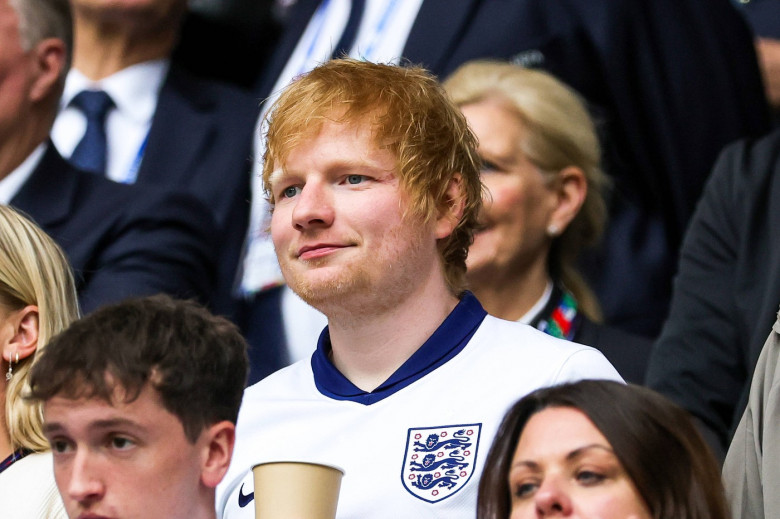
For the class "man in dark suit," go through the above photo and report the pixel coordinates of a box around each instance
[238,0,771,381]
[0,0,216,313]
[51,0,259,315]
[647,129,780,460]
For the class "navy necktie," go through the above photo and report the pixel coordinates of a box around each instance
[331,0,365,59]
[69,90,114,175]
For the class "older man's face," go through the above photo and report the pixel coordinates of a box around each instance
[0,0,34,153]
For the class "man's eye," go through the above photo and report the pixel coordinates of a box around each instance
[346,175,365,185]
[110,436,135,450]
[282,186,301,198]
[50,439,72,453]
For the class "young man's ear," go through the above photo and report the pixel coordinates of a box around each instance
[2,305,39,363]
[200,421,236,488]
[435,173,466,239]
[545,166,587,237]
[29,38,66,103]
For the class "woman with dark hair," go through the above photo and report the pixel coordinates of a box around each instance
[478,380,728,519]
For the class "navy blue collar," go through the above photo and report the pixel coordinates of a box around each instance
[0,448,31,476]
[311,292,487,405]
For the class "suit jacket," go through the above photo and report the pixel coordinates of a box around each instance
[574,319,651,385]
[529,284,652,384]
[256,0,770,336]
[734,0,780,38]
[138,64,260,315]
[237,284,289,384]
[646,129,780,458]
[11,144,218,314]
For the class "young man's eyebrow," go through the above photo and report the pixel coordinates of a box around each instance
[43,418,145,435]
[42,422,66,436]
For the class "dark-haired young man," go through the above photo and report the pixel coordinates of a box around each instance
[28,295,248,519]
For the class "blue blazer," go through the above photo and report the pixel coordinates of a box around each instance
[139,64,260,315]
[11,144,218,314]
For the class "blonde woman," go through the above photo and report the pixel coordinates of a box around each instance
[444,61,651,383]
[0,205,79,518]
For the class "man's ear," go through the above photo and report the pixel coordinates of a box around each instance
[435,173,466,239]
[28,38,66,103]
[2,305,39,362]
[200,421,236,488]
[545,166,587,237]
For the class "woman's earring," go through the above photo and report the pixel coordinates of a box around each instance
[5,352,18,381]
[546,224,560,237]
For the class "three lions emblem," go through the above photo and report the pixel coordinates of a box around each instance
[401,424,481,503]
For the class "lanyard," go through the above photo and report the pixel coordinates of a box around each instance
[119,132,149,184]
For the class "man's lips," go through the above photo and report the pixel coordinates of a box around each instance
[296,243,349,260]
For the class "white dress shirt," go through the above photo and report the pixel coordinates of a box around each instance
[51,60,169,184]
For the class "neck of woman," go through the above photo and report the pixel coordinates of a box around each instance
[469,263,551,322]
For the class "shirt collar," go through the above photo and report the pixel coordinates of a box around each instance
[0,143,47,204]
[62,59,170,125]
[0,448,32,476]
[518,279,553,324]
[311,291,487,405]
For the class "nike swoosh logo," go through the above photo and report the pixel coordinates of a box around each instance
[238,482,254,508]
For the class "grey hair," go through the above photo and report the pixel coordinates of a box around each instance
[8,0,72,77]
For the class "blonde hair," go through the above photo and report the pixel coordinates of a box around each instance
[262,58,483,295]
[0,205,79,451]
[443,61,609,321]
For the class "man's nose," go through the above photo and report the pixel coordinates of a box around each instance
[66,450,105,505]
[292,181,335,231]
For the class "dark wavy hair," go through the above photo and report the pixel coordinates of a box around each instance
[28,295,248,442]
[478,380,729,519]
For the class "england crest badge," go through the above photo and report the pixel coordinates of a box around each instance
[401,423,482,503]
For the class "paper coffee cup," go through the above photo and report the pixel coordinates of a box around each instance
[252,461,344,519]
